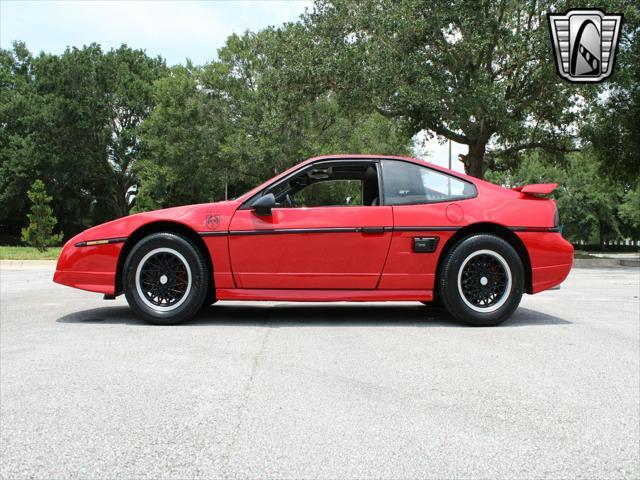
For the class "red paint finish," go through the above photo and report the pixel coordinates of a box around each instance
[379,230,457,290]
[54,201,240,294]
[216,288,433,302]
[516,232,573,293]
[54,237,124,294]
[202,236,235,289]
[228,206,393,288]
[53,154,574,305]
[513,183,558,195]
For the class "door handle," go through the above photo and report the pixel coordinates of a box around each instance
[360,227,385,234]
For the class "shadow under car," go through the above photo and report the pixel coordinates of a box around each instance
[56,303,571,328]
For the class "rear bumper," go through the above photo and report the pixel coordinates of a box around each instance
[530,263,572,293]
[515,232,573,294]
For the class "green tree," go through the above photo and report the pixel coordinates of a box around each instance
[0,42,166,237]
[1,43,115,236]
[102,46,167,216]
[0,42,55,235]
[486,151,627,247]
[214,29,411,187]
[135,63,231,210]
[619,183,640,236]
[134,30,412,210]
[20,179,63,251]
[288,0,596,178]
[583,3,639,181]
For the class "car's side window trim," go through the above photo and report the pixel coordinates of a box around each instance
[379,159,477,206]
[239,158,382,210]
[376,161,385,206]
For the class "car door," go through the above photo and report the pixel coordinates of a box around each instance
[228,161,393,289]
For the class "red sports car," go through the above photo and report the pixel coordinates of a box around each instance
[54,155,573,326]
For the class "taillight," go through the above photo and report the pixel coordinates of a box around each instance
[553,206,559,228]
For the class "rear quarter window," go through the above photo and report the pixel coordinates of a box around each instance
[381,160,476,205]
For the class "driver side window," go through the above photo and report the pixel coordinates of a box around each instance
[292,179,362,207]
[265,161,380,208]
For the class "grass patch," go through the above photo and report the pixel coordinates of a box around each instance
[0,245,62,260]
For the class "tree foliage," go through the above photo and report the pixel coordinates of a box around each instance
[135,63,231,210]
[1,1,638,249]
[486,150,637,246]
[583,2,639,181]
[21,179,63,251]
[286,0,588,178]
[102,46,167,216]
[0,42,166,235]
[134,30,412,210]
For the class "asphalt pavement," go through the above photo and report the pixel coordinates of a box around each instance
[1,264,639,479]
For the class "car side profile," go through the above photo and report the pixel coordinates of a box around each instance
[54,155,573,326]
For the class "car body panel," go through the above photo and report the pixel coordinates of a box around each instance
[228,205,393,289]
[53,242,124,294]
[513,183,558,195]
[55,201,240,294]
[216,288,433,302]
[54,154,574,300]
[378,229,457,290]
[515,231,573,293]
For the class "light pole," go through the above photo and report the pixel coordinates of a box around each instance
[448,139,452,195]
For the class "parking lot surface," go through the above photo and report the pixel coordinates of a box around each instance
[1,265,639,479]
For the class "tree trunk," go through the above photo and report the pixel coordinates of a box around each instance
[115,177,131,218]
[460,142,487,178]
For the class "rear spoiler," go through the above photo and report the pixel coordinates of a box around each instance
[512,183,557,195]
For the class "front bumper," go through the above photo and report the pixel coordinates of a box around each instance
[53,237,124,295]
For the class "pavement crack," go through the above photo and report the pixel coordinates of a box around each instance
[219,322,272,477]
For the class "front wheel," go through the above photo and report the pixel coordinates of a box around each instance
[439,234,523,326]
[123,233,208,325]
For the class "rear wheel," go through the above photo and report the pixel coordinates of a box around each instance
[123,233,208,325]
[439,234,523,326]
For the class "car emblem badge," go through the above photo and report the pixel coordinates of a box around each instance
[205,213,221,230]
[548,9,623,83]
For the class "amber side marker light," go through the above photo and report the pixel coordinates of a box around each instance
[86,240,109,246]
[75,238,127,247]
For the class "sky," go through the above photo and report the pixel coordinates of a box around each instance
[0,0,466,172]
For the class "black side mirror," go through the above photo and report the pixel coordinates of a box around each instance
[251,193,280,216]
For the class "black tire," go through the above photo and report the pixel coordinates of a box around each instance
[123,233,208,325]
[438,234,523,326]
[203,290,217,307]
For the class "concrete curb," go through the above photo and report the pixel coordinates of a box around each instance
[573,258,639,268]
[1,260,58,269]
[620,258,640,267]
